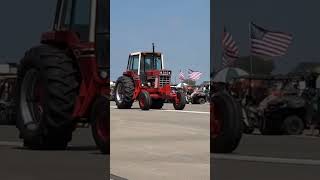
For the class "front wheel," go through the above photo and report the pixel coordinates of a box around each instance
[139,91,152,111]
[198,97,206,104]
[173,92,186,110]
[91,96,109,154]
[211,92,242,153]
[282,115,304,135]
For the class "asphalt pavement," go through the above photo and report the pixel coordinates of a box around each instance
[0,126,107,180]
[212,133,320,180]
[3,101,318,180]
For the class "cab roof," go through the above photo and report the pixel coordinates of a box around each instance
[130,52,162,56]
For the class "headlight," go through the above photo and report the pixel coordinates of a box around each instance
[99,70,108,79]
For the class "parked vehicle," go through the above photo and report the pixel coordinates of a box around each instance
[232,74,320,135]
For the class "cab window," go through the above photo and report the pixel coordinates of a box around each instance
[128,55,139,72]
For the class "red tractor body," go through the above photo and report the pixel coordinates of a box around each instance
[115,50,186,110]
[12,0,110,154]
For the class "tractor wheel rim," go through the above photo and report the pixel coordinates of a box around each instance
[140,96,145,108]
[116,83,123,103]
[20,69,43,128]
[211,102,222,135]
[175,93,181,105]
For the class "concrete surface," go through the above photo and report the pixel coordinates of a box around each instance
[110,102,210,180]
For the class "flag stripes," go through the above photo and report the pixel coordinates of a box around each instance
[222,27,239,66]
[188,69,202,81]
[250,22,292,57]
[179,71,185,81]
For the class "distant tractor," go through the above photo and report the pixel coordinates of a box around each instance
[115,44,186,110]
[191,91,207,104]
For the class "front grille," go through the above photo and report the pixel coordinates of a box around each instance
[159,75,170,87]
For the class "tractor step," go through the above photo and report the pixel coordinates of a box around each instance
[76,122,90,128]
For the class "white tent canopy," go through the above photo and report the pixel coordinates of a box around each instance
[176,82,188,88]
[110,81,116,86]
[213,67,249,83]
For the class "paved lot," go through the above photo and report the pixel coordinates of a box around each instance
[212,133,320,180]
[0,126,107,180]
[110,102,210,180]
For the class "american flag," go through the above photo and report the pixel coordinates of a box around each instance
[179,70,185,81]
[188,69,202,81]
[250,22,293,57]
[222,27,239,66]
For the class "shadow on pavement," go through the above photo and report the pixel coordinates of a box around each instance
[11,145,103,153]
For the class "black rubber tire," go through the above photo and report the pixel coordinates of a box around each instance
[115,76,134,109]
[198,97,206,104]
[91,96,109,154]
[173,91,186,110]
[259,118,283,135]
[191,97,199,104]
[139,91,152,111]
[282,115,304,135]
[16,45,79,150]
[151,99,164,109]
[211,92,242,153]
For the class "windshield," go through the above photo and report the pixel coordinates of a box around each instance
[141,54,162,71]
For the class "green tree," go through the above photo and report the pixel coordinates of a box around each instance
[183,79,196,86]
[291,62,320,74]
[232,56,275,75]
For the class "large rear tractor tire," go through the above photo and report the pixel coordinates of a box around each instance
[91,96,109,154]
[173,91,186,110]
[16,45,79,150]
[139,91,152,111]
[115,76,134,109]
[211,92,242,153]
[151,99,164,109]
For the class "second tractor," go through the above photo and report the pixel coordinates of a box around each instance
[115,44,186,111]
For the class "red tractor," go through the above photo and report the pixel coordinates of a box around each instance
[8,0,109,153]
[115,45,186,111]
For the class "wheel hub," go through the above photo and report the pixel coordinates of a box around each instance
[116,83,124,103]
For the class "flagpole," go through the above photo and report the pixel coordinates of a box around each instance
[248,22,253,99]
[249,22,253,75]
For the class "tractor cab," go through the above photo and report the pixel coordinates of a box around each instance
[43,0,109,78]
[126,50,172,87]
[127,52,164,74]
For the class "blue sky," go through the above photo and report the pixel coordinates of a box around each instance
[212,0,320,74]
[111,0,210,84]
